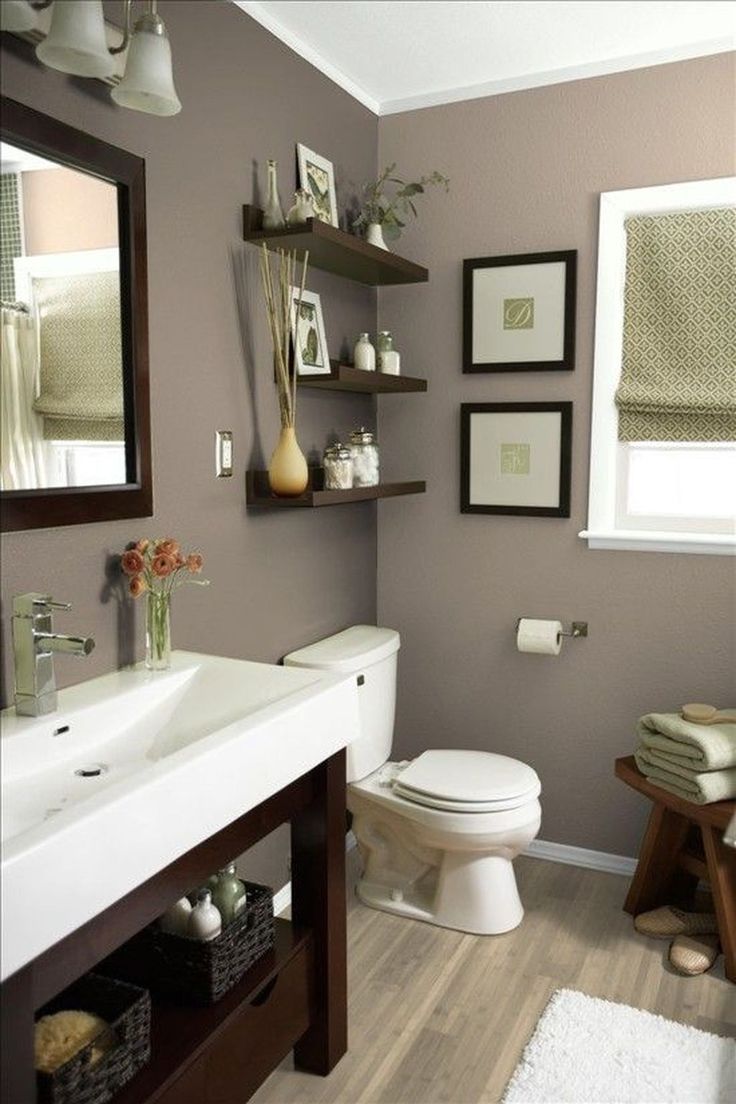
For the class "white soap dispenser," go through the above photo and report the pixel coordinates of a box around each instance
[188,889,222,941]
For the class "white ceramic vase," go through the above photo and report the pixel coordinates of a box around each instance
[366,222,389,251]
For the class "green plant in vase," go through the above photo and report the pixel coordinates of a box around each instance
[120,538,209,670]
[353,163,449,251]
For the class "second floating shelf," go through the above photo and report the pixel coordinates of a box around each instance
[298,363,427,394]
[247,470,426,508]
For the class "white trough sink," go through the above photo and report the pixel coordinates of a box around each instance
[1,651,360,981]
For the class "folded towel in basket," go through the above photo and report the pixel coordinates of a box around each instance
[635,747,736,805]
[637,713,736,772]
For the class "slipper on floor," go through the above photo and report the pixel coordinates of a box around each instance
[669,934,721,976]
[634,905,717,939]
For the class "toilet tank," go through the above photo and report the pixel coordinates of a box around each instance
[284,626,400,782]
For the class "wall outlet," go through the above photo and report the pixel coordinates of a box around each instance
[215,430,233,477]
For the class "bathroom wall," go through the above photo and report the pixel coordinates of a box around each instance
[0,1,379,888]
[376,53,736,857]
[21,167,118,254]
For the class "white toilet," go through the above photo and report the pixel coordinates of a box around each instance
[284,625,541,935]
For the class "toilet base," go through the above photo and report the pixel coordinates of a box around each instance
[355,848,525,935]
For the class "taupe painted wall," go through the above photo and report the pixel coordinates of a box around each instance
[1,1,379,887]
[376,54,736,857]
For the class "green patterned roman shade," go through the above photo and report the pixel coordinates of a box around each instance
[615,206,736,442]
[32,270,124,441]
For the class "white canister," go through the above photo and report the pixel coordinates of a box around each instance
[353,333,376,372]
[350,427,380,487]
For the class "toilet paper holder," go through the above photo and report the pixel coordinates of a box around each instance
[515,618,588,640]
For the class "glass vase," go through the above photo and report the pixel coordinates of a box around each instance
[146,591,171,670]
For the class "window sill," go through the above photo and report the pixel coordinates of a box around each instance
[578,530,736,556]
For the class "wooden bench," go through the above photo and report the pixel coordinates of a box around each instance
[615,755,736,983]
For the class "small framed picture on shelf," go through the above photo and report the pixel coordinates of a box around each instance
[463,250,576,372]
[296,143,338,227]
[461,402,572,517]
[290,287,331,376]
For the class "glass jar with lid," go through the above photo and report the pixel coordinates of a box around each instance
[377,331,401,375]
[323,442,354,490]
[349,427,380,487]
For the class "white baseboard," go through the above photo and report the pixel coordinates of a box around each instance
[525,839,637,877]
[273,834,635,914]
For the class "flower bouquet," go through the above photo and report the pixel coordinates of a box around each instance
[120,538,209,670]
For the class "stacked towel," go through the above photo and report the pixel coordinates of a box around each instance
[634,712,736,805]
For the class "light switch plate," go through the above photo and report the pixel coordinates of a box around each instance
[215,430,233,478]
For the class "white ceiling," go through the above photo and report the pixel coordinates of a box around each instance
[233,1,736,115]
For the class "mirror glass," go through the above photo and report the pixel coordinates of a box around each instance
[1,140,125,491]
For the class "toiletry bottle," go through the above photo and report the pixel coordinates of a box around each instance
[212,863,247,927]
[159,897,192,937]
[377,331,401,375]
[353,333,376,372]
[188,890,222,941]
[263,159,285,229]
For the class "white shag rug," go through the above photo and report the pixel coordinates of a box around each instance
[503,989,736,1104]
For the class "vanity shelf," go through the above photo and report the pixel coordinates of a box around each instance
[299,362,427,394]
[114,920,312,1104]
[246,470,426,508]
[242,205,428,286]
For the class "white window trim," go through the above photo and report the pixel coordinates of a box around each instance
[580,176,736,556]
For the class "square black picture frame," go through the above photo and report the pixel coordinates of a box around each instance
[460,402,573,517]
[463,250,577,373]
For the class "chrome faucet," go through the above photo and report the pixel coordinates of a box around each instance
[12,593,95,717]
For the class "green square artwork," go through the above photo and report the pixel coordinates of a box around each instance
[503,297,534,330]
[500,443,530,475]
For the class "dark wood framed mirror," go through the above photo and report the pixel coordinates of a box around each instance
[0,96,151,531]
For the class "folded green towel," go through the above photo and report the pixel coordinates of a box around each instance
[635,747,736,804]
[637,712,736,771]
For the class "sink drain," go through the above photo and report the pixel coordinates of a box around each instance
[74,764,108,778]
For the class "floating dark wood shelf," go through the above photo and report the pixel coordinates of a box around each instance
[243,205,428,286]
[114,920,311,1104]
[299,363,427,394]
[247,469,426,508]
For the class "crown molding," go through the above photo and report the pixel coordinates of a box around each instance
[232,1,380,114]
[231,4,733,118]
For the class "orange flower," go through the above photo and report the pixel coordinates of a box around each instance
[186,552,204,574]
[135,538,150,554]
[152,552,176,577]
[121,549,145,576]
[155,539,180,557]
[129,575,147,598]
[175,552,186,568]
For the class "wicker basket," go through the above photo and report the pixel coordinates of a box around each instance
[106,881,274,1006]
[36,974,151,1104]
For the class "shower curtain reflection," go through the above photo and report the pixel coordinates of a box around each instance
[0,305,52,490]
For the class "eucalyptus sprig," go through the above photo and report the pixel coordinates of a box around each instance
[353,164,449,241]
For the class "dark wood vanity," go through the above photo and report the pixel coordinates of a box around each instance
[0,750,348,1104]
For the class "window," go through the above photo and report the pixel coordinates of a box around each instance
[581,177,736,555]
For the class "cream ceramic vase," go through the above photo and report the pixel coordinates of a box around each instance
[268,427,308,496]
[366,222,389,250]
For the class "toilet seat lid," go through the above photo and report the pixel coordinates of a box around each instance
[393,750,540,811]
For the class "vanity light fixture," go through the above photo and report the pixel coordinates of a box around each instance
[0,0,181,116]
[111,0,181,117]
[0,0,38,33]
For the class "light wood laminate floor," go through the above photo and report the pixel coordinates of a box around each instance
[253,852,736,1104]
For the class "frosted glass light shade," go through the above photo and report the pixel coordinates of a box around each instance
[36,0,115,78]
[111,27,181,116]
[0,0,37,34]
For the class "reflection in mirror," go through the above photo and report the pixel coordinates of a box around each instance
[1,141,125,491]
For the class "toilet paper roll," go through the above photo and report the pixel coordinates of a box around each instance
[516,618,562,656]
